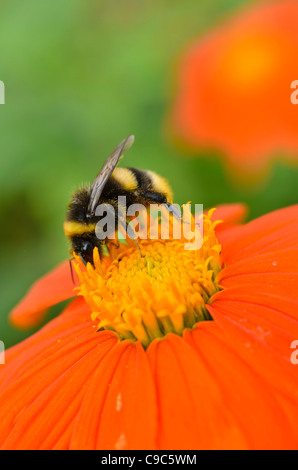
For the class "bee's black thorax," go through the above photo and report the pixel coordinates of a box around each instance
[66,187,92,224]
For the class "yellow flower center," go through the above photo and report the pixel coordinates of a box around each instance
[74,209,222,348]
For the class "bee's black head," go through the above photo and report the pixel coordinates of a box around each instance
[72,236,95,265]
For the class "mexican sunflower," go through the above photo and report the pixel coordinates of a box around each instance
[170,0,298,178]
[0,203,298,450]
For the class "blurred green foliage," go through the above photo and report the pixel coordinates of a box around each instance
[0,0,297,347]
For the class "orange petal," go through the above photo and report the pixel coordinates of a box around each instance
[208,203,298,406]
[146,333,249,450]
[219,204,298,263]
[210,203,248,237]
[0,299,158,450]
[0,299,119,449]
[9,260,78,330]
[184,323,298,449]
[207,299,298,417]
[95,342,157,450]
[70,341,158,450]
[1,298,95,392]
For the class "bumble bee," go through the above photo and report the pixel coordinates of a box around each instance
[64,135,180,265]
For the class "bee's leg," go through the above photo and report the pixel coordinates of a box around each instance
[127,225,144,257]
[132,238,144,257]
[79,253,87,266]
[131,237,144,257]
[105,239,120,259]
[107,240,120,249]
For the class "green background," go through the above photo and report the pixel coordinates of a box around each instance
[0,0,297,347]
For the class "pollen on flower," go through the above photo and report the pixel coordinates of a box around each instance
[74,209,222,347]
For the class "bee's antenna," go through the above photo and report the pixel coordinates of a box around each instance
[164,202,182,220]
[69,258,75,285]
[165,203,200,227]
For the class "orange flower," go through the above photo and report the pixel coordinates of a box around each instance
[170,0,298,178]
[1,203,298,450]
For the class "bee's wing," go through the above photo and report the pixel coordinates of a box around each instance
[87,135,135,216]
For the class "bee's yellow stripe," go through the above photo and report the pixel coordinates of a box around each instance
[63,221,97,237]
[111,167,138,191]
[145,170,173,202]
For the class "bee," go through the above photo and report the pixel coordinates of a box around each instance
[64,135,180,265]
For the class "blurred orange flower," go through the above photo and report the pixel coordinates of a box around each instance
[170,0,298,178]
[1,203,298,450]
